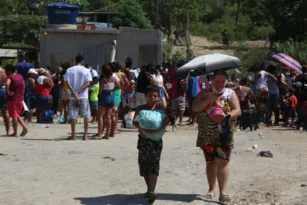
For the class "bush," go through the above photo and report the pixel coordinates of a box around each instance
[172,48,187,65]
[163,41,173,63]
[234,43,269,71]
[251,26,274,40]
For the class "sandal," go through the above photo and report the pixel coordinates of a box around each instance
[20,129,28,137]
[219,194,231,203]
[148,192,157,204]
[204,192,216,199]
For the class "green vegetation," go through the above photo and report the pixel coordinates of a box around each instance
[0,0,306,66]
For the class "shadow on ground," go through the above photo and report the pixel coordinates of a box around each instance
[75,193,223,205]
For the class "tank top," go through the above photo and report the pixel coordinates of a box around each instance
[267,79,279,95]
[35,76,50,96]
[103,83,115,91]
[256,70,267,90]
[7,74,24,101]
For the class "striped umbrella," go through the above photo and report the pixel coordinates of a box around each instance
[272,53,302,74]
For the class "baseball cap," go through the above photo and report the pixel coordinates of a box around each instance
[28,68,38,74]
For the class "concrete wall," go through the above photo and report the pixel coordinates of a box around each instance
[116,27,163,68]
[40,27,162,70]
[40,28,118,69]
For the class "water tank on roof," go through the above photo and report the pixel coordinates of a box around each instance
[45,2,79,25]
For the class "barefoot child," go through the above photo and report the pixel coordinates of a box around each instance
[133,85,169,204]
[4,64,28,136]
[90,76,99,123]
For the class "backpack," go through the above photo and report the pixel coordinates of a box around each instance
[177,78,188,93]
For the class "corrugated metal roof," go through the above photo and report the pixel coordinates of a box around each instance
[0,48,18,58]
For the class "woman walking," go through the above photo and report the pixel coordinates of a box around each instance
[97,64,120,139]
[4,64,28,136]
[193,70,241,202]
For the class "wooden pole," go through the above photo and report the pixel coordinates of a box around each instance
[186,0,190,62]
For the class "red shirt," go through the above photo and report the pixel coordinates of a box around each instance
[7,74,24,101]
[169,69,185,99]
[288,95,298,107]
[35,82,51,96]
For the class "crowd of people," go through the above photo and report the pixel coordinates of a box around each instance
[0,53,306,204]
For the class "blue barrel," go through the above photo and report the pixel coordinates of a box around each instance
[45,2,79,25]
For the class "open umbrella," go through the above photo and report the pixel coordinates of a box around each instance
[272,53,302,74]
[175,54,242,77]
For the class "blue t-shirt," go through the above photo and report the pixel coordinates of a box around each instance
[16,62,33,82]
[187,76,200,99]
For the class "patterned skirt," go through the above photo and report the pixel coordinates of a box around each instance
[137,136,163,176]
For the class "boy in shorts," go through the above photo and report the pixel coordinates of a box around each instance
[90,77,99,123]
[133,85,169,204]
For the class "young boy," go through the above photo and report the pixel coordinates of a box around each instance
[284,88,298,126]
[4,64,28,136]
[90,76,99,123]
[133,85,169,204]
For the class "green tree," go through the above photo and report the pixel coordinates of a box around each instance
[111,0,153,29]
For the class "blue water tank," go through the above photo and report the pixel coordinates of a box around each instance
[45,2,79,25]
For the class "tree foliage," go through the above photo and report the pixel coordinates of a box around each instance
[111,0,153,29]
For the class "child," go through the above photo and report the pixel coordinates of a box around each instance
[133,85,169,204]
[4,64,28,136]
[284,88,298,126]
[90,76,99,123]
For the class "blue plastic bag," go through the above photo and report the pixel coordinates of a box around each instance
[44,110,54,123]
[138,110,166,141]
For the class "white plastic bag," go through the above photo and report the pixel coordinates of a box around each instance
[124,111,135,128]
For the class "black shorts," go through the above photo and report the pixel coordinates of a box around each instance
[35,94,49,109]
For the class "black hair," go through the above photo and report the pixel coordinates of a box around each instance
[213,70,228,78]
[240,78,248,86]
[288,88,295,94]
[18,53,25,62]
[60,62,71,76]
[302,65,307,74]
[84,64,89,68]
[125,57,133,68]
[75,55,84,64]
[145,84,160,96]
[4,64,16,73]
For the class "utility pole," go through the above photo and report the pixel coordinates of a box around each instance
[156,0,160,29]
[186,0,190,62]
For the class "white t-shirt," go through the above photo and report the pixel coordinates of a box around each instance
[256,70,267,90]
[153,74,164,87]
[64,65,92,99]
[90,69,99,78]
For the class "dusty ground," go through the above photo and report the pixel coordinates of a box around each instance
[172,36,267,56]
[0,120,306,205]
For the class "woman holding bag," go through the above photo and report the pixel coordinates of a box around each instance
[193,70,241,203]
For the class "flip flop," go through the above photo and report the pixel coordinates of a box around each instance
[219,194,231,203]
[204,192,216,199]
[20,129,28,137]
[148,192,157,204]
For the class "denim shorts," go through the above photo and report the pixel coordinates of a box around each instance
[90,100,98,110]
